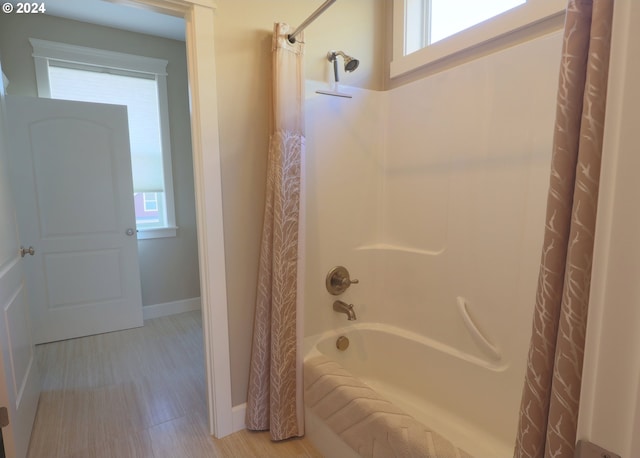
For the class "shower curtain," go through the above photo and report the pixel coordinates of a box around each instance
[245,22,305,441]
[515,1,613,457]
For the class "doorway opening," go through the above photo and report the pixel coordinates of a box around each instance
[0,0,232,441]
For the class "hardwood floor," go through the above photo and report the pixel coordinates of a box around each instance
[27,311,321,458]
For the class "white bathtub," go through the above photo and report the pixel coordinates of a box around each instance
[304,323,516,457]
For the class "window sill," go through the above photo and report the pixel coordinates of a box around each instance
[391,0,566,79]
[137,226,178,240]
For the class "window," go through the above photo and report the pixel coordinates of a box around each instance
[30,38,177,239]
[405,0,526,53]
[143,193,160,213]
[393,0,566,78]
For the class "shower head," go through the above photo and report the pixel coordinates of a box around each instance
[327,51,360,73]
[338,52,360,72]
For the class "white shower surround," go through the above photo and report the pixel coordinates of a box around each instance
[304,30,563,456]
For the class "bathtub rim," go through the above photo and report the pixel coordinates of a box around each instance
[303,321,509,372]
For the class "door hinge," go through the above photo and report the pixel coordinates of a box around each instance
[575,440,621,458]
[0,407,8,428]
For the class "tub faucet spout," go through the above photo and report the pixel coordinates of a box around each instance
[333,300,356,321]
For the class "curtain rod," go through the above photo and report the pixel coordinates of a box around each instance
[288,0,338,43]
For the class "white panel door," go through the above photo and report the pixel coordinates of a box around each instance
[0,73,41,457]
[6,95,143,344]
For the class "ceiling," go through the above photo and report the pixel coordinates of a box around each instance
[30,0,186,41]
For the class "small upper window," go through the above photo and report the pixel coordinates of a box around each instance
[393,0,565,78]
[405,0,526,54]
[30,38,177,239]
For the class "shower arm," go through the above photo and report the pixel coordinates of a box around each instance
[332,55,339,82]
[288,0,338,43]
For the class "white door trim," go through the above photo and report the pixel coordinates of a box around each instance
[111,0,234,438]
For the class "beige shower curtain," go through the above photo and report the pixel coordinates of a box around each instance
[245,23,305,441]
[515,1,613,457]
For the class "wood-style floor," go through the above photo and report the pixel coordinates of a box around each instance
[27,311,321,458]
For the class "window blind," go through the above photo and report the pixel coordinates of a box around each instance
[48,65,165,193]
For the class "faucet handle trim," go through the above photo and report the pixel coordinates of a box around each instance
[326,266,359,295]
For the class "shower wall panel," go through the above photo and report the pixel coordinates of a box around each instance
[304,31,563,372]
[303,81,385,337]
[378,31,562,356]
[302,24,569,453]
[373,31,564,442]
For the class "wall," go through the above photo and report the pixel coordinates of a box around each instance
[377,30,561,446]
[380,30,561,352]
[303,81,385,337]
[304,27,563,447]
[0,14,200,308]
[212,0,386,406]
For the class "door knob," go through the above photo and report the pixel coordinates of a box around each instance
[19,246,35,257]
[126,228,137,236]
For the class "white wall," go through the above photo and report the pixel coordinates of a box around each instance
[379,30,561,446]
[304,30,563,447]
[303,81,385,337]
[378,31,561,361]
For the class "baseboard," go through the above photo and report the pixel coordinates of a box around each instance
[143,297,201,320]
[232,403,246,432]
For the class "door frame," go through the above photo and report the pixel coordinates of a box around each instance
[111,0,233,438]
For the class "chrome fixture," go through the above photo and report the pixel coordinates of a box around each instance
[316,51,359,98]
[326,265,359,295]
[336,336,350,351]
[288,0,338,44]
[333,300,356,321]
[315,89,352,98]
[19,246,35,257]
[327,51,360,82]
[329,51,359,72]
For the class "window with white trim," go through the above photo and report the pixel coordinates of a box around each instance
[30,38,177,239]
[143,192,160,213]
[393,0,566,78]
